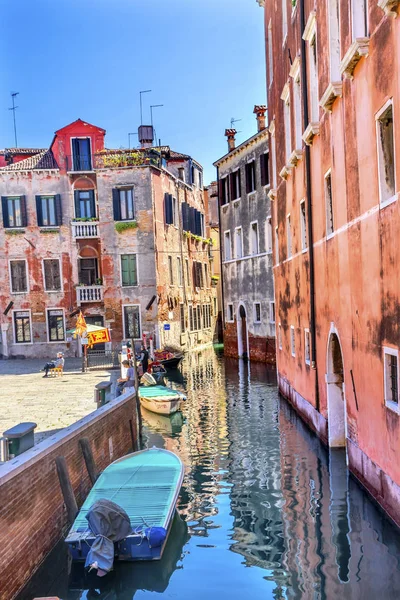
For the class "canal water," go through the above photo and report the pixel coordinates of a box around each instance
[20,349,400,599]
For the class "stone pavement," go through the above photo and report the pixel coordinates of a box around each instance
[0,358,119,443]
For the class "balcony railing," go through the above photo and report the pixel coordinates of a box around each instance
[71,221,100,238]
[66,155,94,172]
[65,150,162,172]
[77,285,103,305]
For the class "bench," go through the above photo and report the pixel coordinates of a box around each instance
[49,366,63,377]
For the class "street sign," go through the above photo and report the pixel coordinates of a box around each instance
[81,338,89,345]
[164,324,171,331]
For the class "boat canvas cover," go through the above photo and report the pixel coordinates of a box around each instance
[85,499,131,574]
[139,385,186,400]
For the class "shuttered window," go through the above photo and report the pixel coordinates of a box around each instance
[164,193,174,225]
[10,260,27,293]
[74,190,96,219]
[246,161,256,193]
[121,254,138,286]
[2,196,27,228]
[36,195,62,227]
[180,304,185,333]
[112,188,135,221]
[260,153,270,186]
[43,259,61,291]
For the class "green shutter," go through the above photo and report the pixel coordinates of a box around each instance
[121,254,137,286]
[128,254,137,286]
[121,255,129,286]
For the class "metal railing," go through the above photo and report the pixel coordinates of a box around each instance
[65,150,162,172]
[65,155,94,172]
[77,285,103,305]
[71,221,100,238]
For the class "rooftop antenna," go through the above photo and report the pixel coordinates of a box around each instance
[139,90,152,126]
[230,117,241,128]
[9,92,19,147]
[128,132,138,149]
[150,104,163,145]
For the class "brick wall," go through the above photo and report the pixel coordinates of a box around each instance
[223,322,276,365]
[0,392,137,600]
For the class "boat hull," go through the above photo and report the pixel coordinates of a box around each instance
[159,355,183,369]
[140,396,181,415]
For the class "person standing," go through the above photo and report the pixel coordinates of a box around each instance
[140,344,149,374]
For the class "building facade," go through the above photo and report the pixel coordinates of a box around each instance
[261,0,400,522]
[0,119,217,358]
[204,181,223,342]
[214,106,276,364]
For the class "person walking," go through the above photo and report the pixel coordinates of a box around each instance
[42,352,64,378]
[116,360,136,397]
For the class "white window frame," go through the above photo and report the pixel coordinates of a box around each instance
[278,323,282,350]
[122,303,142,340]
[266,216,273,254]
[234,226,243,259]
[12,308,33,345]
[254,302,261,323]
[328,0,341,81]
[268,20,273,88]
[282,0,288,44]
[227,303,234,323]
[300,199,308,251]
[168,255,174,285]
[250,221,259,255]
[9,258,29,294]
[303,18,319,124]
[224,230,231,261]
[119,253,139,288]
[286,214,292,258]
[42,258,63,293]
[281,84,291,163]
[376,99,397,208]
[290,325,296,357]
[292,65,303,151]
[305,328,311,365]
[384,346,399,413]
[275,226,279,265]
[270,121,278,189]
[177,256,183,287]
[351,0,368,40]
[325,169,334,237]
[231,169,241,201]
[269,301,276,324]
[46,308,66,343]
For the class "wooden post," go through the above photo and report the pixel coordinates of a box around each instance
[131,340,143,450]
[55,456,78,524]
[79,437,98,485]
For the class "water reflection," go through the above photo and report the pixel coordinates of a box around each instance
[19,348,400,599]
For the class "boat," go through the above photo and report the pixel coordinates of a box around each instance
[66,448,184,566]
[139,384,186,415]
[142,407,184,436]
[154,350,183,370]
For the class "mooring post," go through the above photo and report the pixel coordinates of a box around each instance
[131,340,143,450]
[55,456,78,524]
[79,437,98,485]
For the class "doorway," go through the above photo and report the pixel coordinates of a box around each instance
[237,303,248,361]
[326,331,346,447]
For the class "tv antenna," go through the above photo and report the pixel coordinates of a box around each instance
[230,117,241,128]
[150,104,163,144]
[139,90,152,125]
[9,92,19,147]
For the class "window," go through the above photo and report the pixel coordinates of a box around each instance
[290,326,296,357]
[376,101,396,206]
[325,171,334,235]
[1,195,27,228]
[254,303,261,323]
[269,301,276,323]
[43,259,61,291]
[189,306,194,331]
[328,0,341,81]
[204,263,208,287]
[305,329,311,365]
[203,304,212,328]
[198,171,203,189]
[278,323,282,350]
[213,297,217,316]
[123,305,141,339]
[300,200,308,250]
[72,138,91,171]
[351,0,368,39]
[121,254,138,286]
[220,177,230,205]
[286,215,292,258]
[113,188,135,221]
[235,227,243,258]
[230,170,241,200]
[186,259,190,285]
[47,309,65,342]
[384,347,399,411]
[267,217,273,253]
[224,231,231,261]
[164,193,177,225]
[177,256,183,286]
[191,165,196,186]
[197,305,202,330]
[10,260,27,293]
[251,222,259,255]
[37,195,62,227]
[79,258,98,285]
[180,304,185,333]
[227,303,234,322]
[246,161,256,193]
[268,20,273,87]
[271,127,278,188]
[193,262,204,288]
[293,71,302,151]
[275,226,279,264]
[14,311,31,343]
[178,167,185,182]
[282,85,291,163]
[74,190,96,219]
[260,153,270,187]
[168,256,174,285]
[282,0,288,42]
[309,32,319,123]
[172,196,178,226]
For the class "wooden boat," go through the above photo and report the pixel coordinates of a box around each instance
[139,385,186,415]
[66,448,184,562]
[154,351,183,370]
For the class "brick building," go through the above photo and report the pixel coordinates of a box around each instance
[0,119,217,358]
[214,106,276,364]
[260,0,400,522]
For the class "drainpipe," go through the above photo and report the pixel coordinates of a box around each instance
[300,0,320,411]
[216,166,226,328]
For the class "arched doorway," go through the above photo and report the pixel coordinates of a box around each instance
[326,330,346,447]
[237,303,248,360]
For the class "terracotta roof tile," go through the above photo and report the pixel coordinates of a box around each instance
[0,147,47,155]
[0,149,58,171]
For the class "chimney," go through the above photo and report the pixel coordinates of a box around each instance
[253,105,267,132]
[224,129,237,152]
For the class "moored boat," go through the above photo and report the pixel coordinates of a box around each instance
[139,385,186,415]
[154,350,183,370]
[66,448,184,566]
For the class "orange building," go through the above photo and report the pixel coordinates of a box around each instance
[260,0,400,524]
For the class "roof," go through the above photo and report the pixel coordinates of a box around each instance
[213,127,269,168]
[54,118,106,135]
[0,148,47,155]
[0,149,58,171]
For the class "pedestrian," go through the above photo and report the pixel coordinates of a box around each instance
[42,352,64,378]
[116,360,136,397]
[139,344,149,374]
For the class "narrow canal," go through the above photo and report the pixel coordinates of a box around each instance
[21,349,400,599]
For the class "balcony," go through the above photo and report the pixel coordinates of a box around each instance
[65,149,163,172]
[65,155,94,172]
[77,285,103,305]
[71,220,100,238]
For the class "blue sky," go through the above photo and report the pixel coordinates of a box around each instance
[1,0,266,184]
